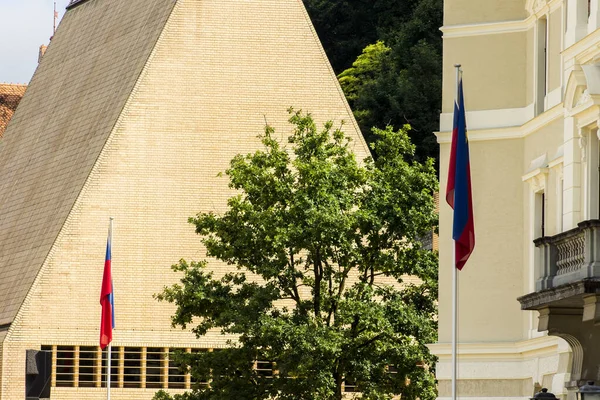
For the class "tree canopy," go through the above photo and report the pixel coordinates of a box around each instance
[155,110,438,400]
[304,0,443,163]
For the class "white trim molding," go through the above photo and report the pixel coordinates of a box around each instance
[439,104,535,132]
[525,153,550,174]
[428,335,566,361]
[430,336,571,398]
[436,104,563,144]
[523,168,549,193]
[548,153,564,169]
[564,27,600,64]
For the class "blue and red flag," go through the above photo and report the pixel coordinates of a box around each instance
[100,223,115,349]
[446,76,475,270]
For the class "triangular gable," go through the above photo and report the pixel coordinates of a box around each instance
[0,0,177,326]
[1,0,369,334]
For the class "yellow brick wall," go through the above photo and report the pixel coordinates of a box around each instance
[0,0,370,399]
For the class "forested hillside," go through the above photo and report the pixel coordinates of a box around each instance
[303,0,443,163]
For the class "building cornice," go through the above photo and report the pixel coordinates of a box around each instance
[548,154,564,169]
[428,335,564,360]
[436,104,564,144]
[563,28,600,64]
[442,0,562,39]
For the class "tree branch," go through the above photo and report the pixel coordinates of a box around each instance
[356,333,386,350]
[314,247,322,319]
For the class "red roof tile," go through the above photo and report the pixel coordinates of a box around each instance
[0,84,27,137]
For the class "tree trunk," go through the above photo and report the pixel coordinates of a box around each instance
[334,372,343,400]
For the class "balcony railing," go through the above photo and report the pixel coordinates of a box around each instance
[534,219,600,291]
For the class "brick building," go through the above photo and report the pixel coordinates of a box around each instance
[0,0,370,398]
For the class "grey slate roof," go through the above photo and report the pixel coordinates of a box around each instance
[0,0,176,327]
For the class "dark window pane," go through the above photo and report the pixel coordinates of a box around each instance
[146,347,164,389]
[56,346,75,387]
[256,361,273,378]
[79,346,97,387]
[344,379,358,393]
[123,347,142,388]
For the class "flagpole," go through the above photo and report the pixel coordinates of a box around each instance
[451,63,461,400]
[452,251,457,400]
[107,343,111,400]
[106,217,113,400]
[53,2,56,35]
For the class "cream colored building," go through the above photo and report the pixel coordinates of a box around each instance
[433,0,600,399]
[0,0,371,399]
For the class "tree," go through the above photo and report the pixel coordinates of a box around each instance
[155,109,438,400]
[304,0,443,163]
[302,0,423,74]
[337,41,391,147]
[338,38,441,164]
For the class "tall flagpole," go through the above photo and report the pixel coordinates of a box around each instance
[452,253,457,400]
[106,217,113,400]
[53,2,57,36]
[107,343,112,400]
[451,63,461,400]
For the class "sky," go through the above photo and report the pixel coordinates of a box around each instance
[0,0,70,84]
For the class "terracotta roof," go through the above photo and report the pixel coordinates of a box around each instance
[0,84,26,137]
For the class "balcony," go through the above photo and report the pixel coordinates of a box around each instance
[518,220,600,389]
[519,219,600,310]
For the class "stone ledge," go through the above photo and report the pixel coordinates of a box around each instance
[518,279,600,310]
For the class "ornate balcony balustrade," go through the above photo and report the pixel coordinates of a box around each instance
[533,219,600,291]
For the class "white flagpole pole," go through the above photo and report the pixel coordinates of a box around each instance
[451,63,461,400]
[452,251,457,400]
[107,343,112,400]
